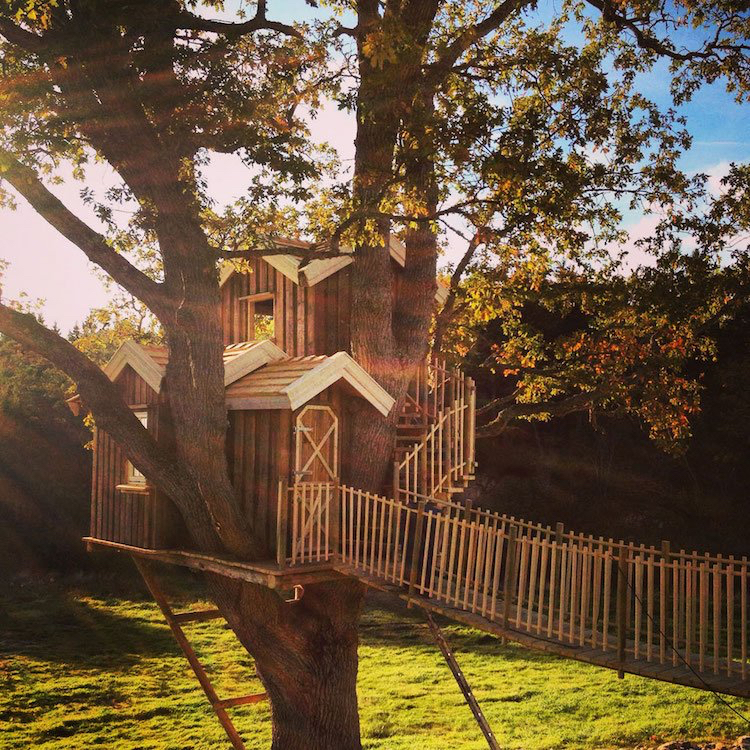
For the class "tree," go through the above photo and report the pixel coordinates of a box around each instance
[444,248,739,449]
[0,278,90,574]
[0,2,748,748]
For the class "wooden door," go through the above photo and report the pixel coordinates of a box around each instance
[294,405,339,483]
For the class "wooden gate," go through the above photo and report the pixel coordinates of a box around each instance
[288,482,336,564]
[294,405,339,483]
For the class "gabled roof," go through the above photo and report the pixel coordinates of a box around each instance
[103,339,287,393]
[100,339,395,416]
[221,340,287,385]
[104,340,166,393]
[225,352,395,416]
[219,235,407,289]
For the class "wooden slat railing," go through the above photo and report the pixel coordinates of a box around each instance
[285,482,335,565]
[282,481,750,686]
[394,359,476,501]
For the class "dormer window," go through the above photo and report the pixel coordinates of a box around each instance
[126,409,148,486]
[241,292,275,341]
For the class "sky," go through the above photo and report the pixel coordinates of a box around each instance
[0,2,748,333]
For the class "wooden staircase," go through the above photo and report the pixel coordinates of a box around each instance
[394,358,477,502]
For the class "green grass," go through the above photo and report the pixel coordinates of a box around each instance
[1,575,748,750]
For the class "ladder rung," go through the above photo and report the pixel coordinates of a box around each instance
[173,609,224,624]
[214,693,268,709]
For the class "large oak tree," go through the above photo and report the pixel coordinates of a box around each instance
[1,1,748,747]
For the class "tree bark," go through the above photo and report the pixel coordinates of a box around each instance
[209,576,365,750]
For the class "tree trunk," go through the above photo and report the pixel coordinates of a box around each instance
[209,576,365,750]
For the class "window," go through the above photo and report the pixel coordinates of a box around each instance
[126,409,148,486]
[241,292,275,341]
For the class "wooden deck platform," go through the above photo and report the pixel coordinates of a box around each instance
[84,537,343,589]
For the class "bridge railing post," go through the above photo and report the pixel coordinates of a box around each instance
[660,539,671,665]
[616,545,628,678]
[329,482,341,559]
[276,479,288,569]
[502,525,518,629]
[408,500,427,605]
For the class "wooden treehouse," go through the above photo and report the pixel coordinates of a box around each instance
[78,238,750,750]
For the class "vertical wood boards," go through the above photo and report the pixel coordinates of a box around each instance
[220,260,353,355]
[226,408,292,553]
[90,365,185,549]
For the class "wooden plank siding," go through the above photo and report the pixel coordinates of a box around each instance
[226,384,349,554]
[226,409,293,553]
[220,260,352,356]
[90,364,184,549]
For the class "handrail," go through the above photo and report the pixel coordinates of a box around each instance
[395,358,476,501]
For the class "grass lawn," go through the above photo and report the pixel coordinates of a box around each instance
[1,572,749,750]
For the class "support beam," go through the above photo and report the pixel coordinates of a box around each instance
[425,611,501,750]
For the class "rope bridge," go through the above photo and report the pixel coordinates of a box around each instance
[283,481,750,699]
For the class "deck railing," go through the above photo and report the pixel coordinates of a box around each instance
[282,481,750,683]
[280,481,337,566]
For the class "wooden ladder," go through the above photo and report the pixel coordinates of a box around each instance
[425,611,501,750]
[132,557,267,750]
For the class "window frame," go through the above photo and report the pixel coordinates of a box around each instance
[239,291,275,341]
[125,408,149,487]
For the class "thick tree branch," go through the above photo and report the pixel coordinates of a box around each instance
[0,301,228,552]
[175,6,302,40]
[219,242,349,261]
[0,154,171,319]
[426,0,530,86]
[0,17,45,51]
[477,389,604,437]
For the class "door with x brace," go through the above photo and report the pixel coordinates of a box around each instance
[294,404,339,484]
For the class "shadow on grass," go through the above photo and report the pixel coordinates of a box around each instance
[360,590,561,666]
[0,583,176,667]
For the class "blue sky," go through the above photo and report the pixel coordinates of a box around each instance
[0,1,748,332]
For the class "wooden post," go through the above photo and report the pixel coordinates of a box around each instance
[392,460,400,502]
[276,479,288,569]
[408,500,427,606]
[502,526,518,628]
[555,522,565,544]
[616,546,628,679]
[329,482,341,558]
[660,539,671,664]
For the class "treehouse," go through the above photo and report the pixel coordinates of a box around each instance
[75,239,750,750]
[86,338,394,553]
[82,236,475,564]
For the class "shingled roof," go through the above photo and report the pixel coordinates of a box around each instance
[225,352,394,415]
[102,339,287,393]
